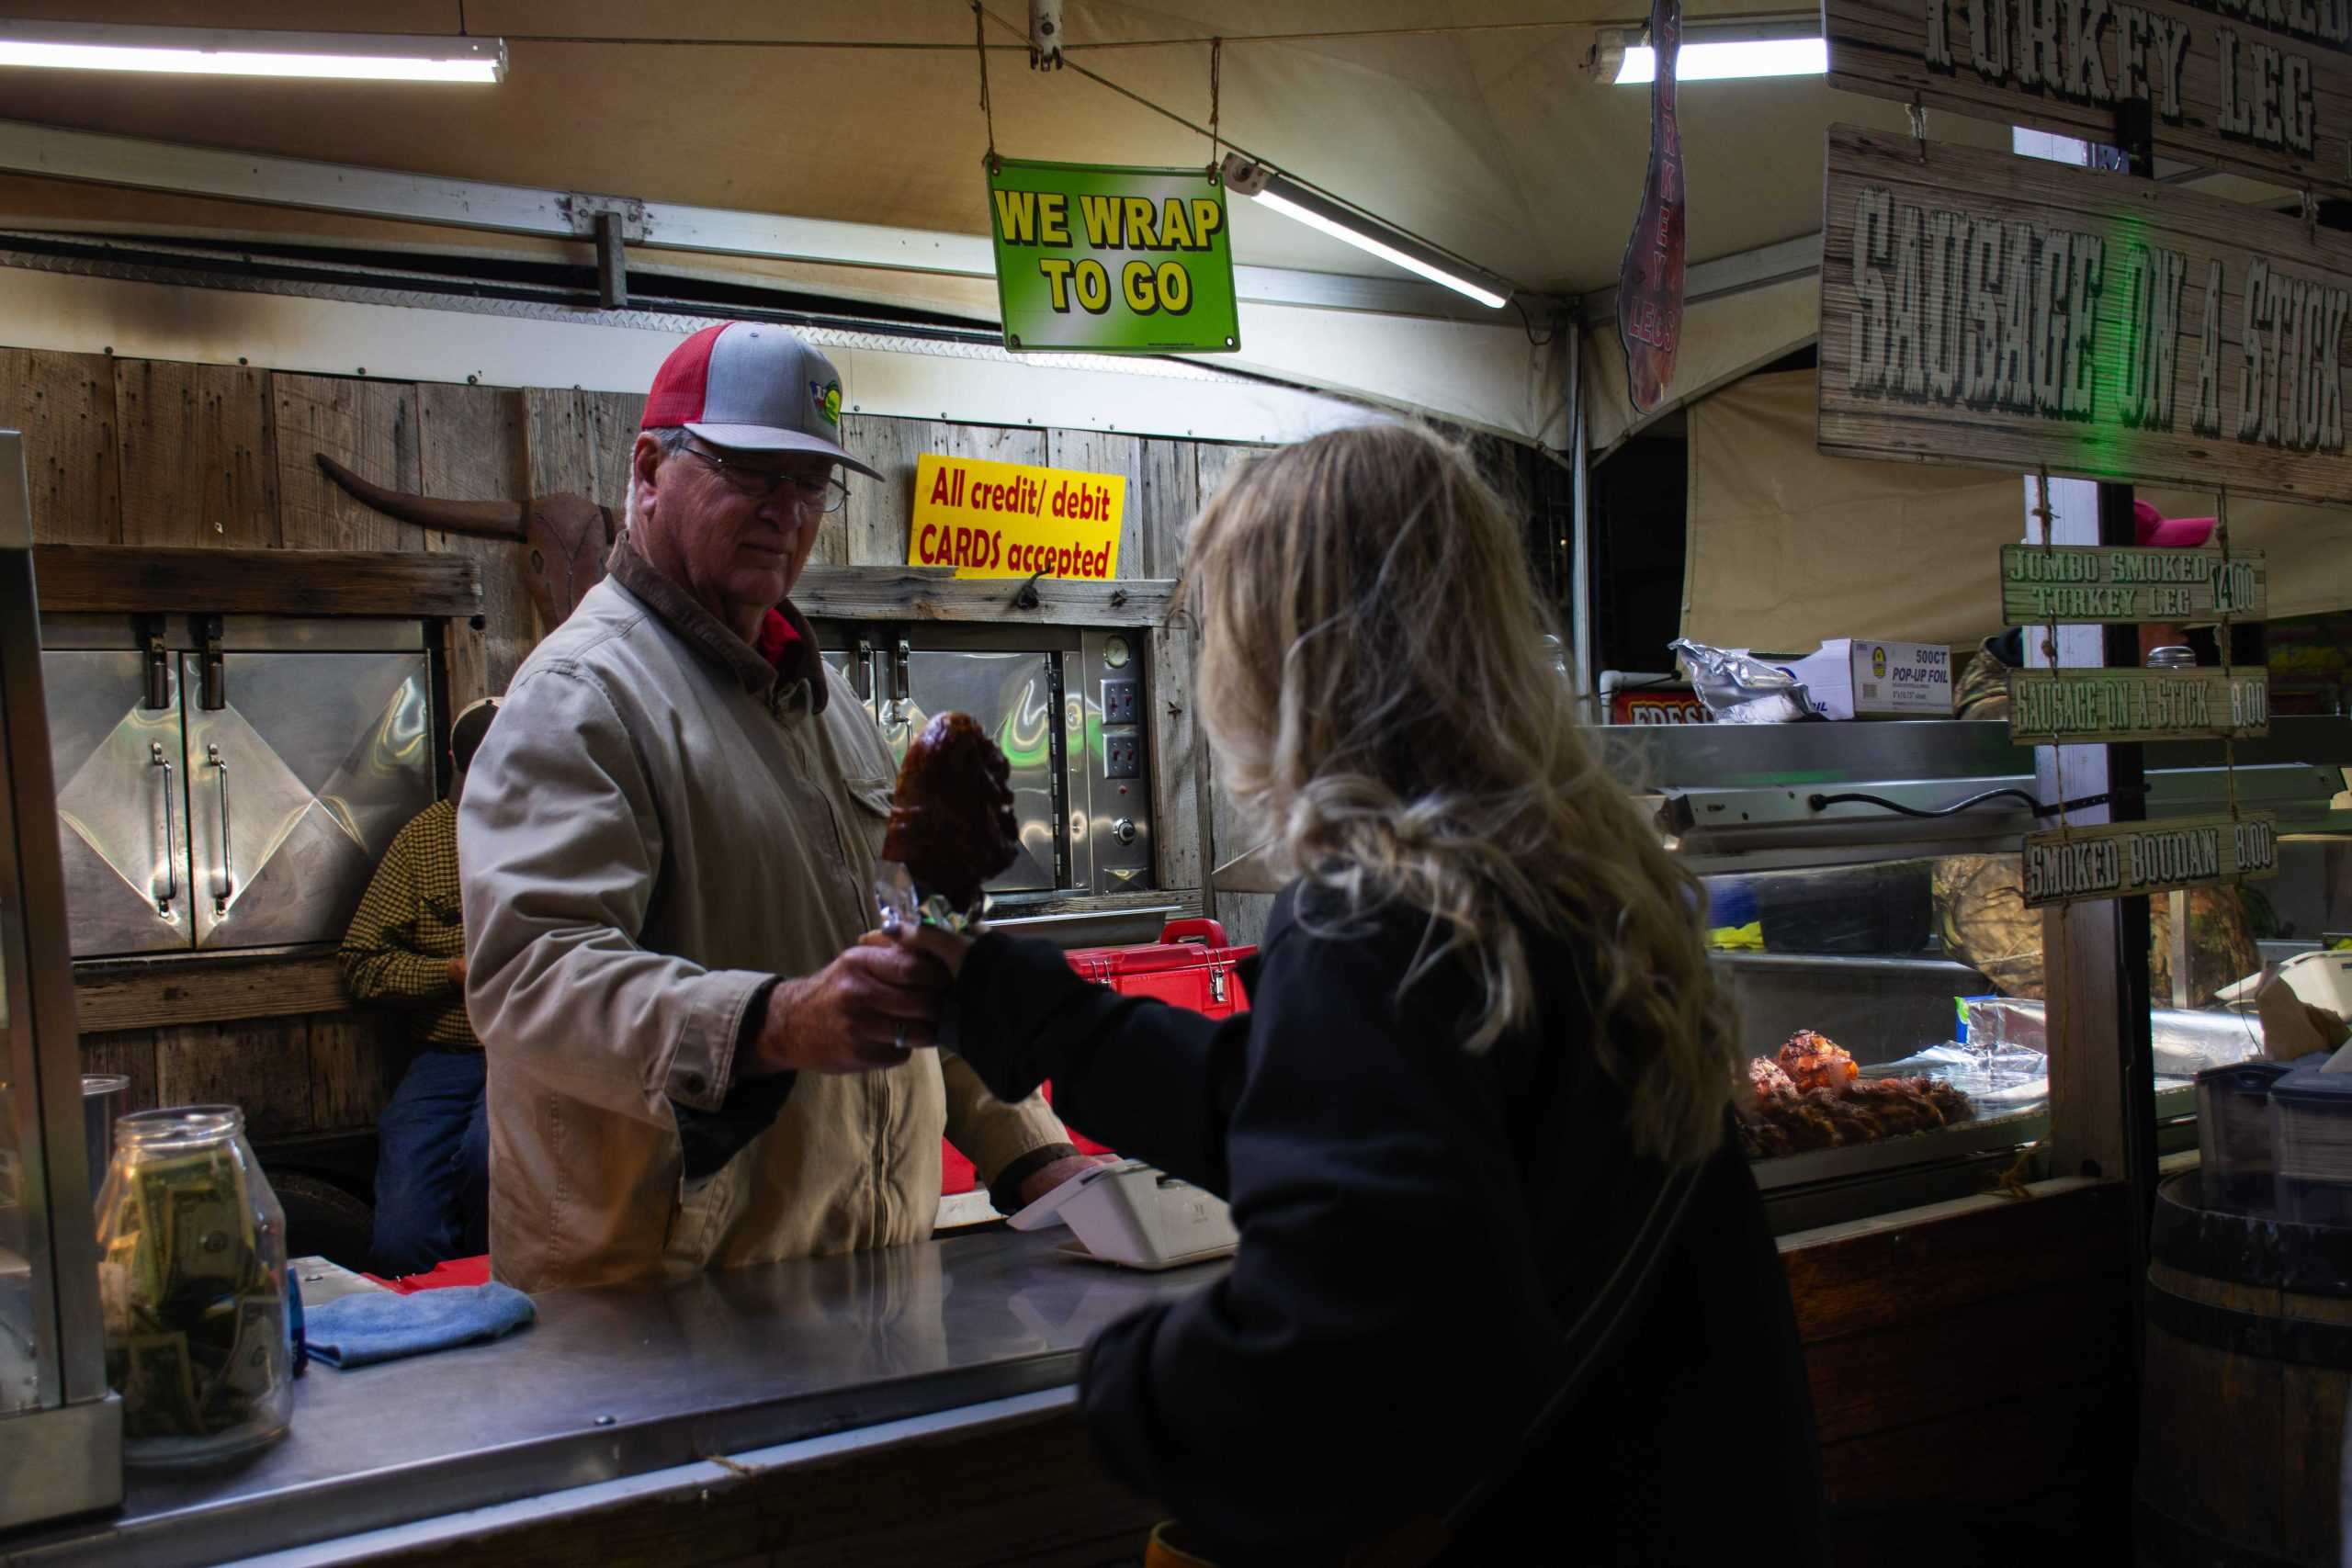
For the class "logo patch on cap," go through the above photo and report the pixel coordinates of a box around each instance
[811,379,842,427]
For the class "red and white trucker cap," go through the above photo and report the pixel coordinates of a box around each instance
[641,321,882,479]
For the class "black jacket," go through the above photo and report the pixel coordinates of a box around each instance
[943,885,1826,1565]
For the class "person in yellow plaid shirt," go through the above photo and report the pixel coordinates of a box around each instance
[339,697,500,1276]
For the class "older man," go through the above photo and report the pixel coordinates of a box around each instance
[460,322,1086,1292]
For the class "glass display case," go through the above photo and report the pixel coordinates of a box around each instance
[0,431,122,1528]
[1608,716,2352,1232]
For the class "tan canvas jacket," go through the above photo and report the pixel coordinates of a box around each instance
[458,533,1069,1292]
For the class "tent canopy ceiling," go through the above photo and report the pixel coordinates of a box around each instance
[0,0,2012,298]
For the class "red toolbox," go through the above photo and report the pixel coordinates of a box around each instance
[941,918,1255,1197]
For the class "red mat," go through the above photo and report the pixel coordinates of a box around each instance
[363,1255,492,1294]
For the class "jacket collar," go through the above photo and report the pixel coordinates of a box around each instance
[606,528,826,711]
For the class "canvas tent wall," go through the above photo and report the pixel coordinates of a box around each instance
[1679,368,2352,654]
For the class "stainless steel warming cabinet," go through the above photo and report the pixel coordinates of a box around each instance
[1600,717,2352,1232]
[39,617,433,960]
[813,620,1157,902]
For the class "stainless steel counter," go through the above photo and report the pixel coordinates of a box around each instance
[0,1227,1223,1568]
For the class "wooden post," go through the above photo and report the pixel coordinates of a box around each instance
[2014,121,2161,1299]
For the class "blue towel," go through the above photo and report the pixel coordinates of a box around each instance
[303,1283,535,1370]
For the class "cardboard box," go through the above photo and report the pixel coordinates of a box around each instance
[1735,638,1953,719]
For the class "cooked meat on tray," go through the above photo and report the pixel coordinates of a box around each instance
[1737,1030,1975,1159]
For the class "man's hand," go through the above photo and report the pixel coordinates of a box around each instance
[890,922,972,978]
[445,953,468,985]
[750,933,950,1076]
[1016,1152,1119,1210]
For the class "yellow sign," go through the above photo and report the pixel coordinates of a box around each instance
[908,454,1124,581]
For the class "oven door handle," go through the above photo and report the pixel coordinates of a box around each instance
[207,742,234,906]
[151,742,177,913]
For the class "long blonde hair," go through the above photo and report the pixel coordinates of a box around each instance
[1184,423,1736,1167]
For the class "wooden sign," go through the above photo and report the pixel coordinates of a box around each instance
[1819,124,2352,505]
[1826,0,2352,199]
[2000,544,2267,623]
[2022,811,2279,908]
[2007,664,2270,741]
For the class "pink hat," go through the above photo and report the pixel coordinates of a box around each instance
[2134,499,2214,548]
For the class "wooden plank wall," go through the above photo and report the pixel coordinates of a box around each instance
[1781,1181,2137,1563]
[9,346,1266,1156]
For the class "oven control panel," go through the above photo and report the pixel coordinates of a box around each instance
[1078,632,1153,892]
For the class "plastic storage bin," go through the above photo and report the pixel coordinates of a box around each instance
[2270,1069,2352,1227]
[2197,1062,2291,1213]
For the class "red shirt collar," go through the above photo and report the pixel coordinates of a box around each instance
[756,607,799,668]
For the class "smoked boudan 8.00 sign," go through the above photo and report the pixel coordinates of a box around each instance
[987,158,1239,354]
[1820,124,2352,504]
[2000,543,2267,622]
[2022,811,2279,908]
[2006,663,2270,741]
[1826,0,2352,198]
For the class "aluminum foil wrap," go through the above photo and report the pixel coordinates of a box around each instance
[874,860,987,935]
[1669,637,1816,724]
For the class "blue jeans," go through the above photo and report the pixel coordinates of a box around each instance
[371,1048,489,1277]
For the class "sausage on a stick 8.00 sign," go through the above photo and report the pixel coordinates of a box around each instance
[1818,123,2352,505]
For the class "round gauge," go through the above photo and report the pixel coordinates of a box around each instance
[1102,636,1131,670]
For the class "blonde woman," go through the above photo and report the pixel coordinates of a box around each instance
[901,424,1824,1565]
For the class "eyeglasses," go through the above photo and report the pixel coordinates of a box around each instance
[680,443,850,514]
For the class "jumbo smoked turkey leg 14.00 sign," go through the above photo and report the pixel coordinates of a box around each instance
[1825,0,2352,200]
[1817,124,2352,504]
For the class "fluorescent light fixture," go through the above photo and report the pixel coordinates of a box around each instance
[1614,36,1826,83]
[1218,153,1512,310]
[0,21,505,83]
[1600,17,1825,85]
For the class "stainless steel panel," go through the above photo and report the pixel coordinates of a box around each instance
[886,651,1057,894]
[1072,630,1153,896]
[990,902,1186,949]
[28,617,425,654]
[30,616,140,653]
[182,652,432,951]
[214,618,424,653]
[0,1395,121,1530]
[1605,714,2352,789]
[40,652,190,958]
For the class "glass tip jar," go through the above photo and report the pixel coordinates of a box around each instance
[96,1105,291,1466]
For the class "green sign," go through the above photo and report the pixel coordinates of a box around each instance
[986,157,1239,355]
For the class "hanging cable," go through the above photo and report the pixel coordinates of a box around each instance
[1208,37,1223,167]
[1513,296,1557,347]
[969,4,1510,287]
[2217,486,2244,826]
[2032,466,2074,837]
[975,1,999,169]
